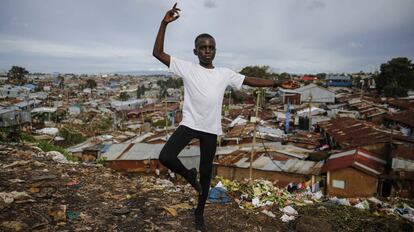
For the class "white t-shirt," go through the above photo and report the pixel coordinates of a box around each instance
[169,56,245,135]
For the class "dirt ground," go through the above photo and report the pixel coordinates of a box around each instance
[0,143,413,232]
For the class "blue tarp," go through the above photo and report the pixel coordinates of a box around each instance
[207,187,231,204]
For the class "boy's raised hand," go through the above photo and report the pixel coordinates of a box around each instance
[163,3,181,24]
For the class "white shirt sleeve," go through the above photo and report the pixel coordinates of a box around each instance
[168,56,192,79]
[227,69,245,90]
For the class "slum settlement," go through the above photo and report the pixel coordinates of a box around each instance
[1,70,414,231]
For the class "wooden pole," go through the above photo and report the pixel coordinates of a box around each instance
[249,89,261,180]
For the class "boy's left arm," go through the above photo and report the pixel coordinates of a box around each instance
[243,76,284,88]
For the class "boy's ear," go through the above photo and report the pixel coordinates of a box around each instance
[193,48,197,56]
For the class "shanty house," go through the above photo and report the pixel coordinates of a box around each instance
[294,84,335,103]
[323,148,386,197]
[101,143,201,173]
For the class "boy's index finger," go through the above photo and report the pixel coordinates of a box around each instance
[173,3,177,9]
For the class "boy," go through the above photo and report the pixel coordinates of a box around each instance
[153,3,286,230]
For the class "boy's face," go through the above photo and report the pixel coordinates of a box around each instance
[193,37,216,65]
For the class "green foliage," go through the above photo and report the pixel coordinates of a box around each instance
[0,127,18,142]
[152,118,172,128]
[119,92,130,101]
[240,66,270,78]
[157,78,183,89]
[59,127,86,146]
[230,90,245,104]
[374,57,414,97]
[96,156,107,164]
[316,73,326,79]
[20,131,36,142]
[7,66,29,85]
[85,79,97,89]
[98,117,113,131]
[136,85,148,98]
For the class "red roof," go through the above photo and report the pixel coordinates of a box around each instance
[300,75,318,81]
[323,148,386,176]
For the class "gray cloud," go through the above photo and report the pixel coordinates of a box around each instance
[0,0,413,74]
[204,0,217,8]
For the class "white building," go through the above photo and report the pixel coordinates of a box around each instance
[295,84,335,103]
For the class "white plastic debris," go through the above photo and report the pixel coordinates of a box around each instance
[0,191,31,204]
[354,200,370,210]
[46,151,69,163]
[311,191,323,200]
[36,127,59,136]
[368,197,382,205]
[215,181,227,190]
[2,160,31,169]
[252,197,261,207]
[261,210,276,218]
[280,214,295,222]
[280,206,298,215]
[329,197,351,206]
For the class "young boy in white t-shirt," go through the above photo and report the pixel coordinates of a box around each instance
[153,3,287,230]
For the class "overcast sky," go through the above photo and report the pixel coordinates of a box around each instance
[0,0,413,74]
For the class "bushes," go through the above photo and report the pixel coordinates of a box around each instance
[59,127,86,146]
[37,140,78,162]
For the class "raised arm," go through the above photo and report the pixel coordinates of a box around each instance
[243,76,286,88]
[152,3,181,67]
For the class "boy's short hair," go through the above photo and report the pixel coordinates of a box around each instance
[194,33,215,47]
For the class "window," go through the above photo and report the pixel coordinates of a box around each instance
[332,179,345,189]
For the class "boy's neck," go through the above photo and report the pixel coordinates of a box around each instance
[199,62,214,69]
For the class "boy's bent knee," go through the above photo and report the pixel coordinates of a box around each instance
[158,150,170,166]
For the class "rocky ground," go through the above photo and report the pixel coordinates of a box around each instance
[0,143,413,232]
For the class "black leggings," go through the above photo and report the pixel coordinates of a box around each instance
[159,125,217,216]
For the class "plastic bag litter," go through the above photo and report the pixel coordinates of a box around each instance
[208,187,231,204]
[252,197,261,207]
[280,213,295,222]
[261,210,276,218]
[47,151,69,163]
[329,197,351,206]
[280,205,298,215]
[354,200,370,210]
[0,191,31,204]
[368,197,383,205]
[311,191,323,200]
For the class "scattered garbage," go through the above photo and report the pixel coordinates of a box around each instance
[280,205,298,215]
[208,187,231,204]
[0,191,31,204]
[261,209,276,218]
[395,204,414,223]
[280,214,296,222]
[46,151,69,163]
[329,197,351,206]
[354,200,370,210]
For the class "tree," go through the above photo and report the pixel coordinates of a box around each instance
[374,57,414,97]
[119,92,130,101]
[240,66,270,78]
[136,85,147,98]
[85,79,97,89]
[7,66,29,85]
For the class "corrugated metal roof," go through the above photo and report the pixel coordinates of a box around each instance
[215,152,322,175]
[102,143,200,161]
[323,148,386,176]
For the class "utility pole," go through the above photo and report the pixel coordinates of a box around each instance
[308,94,313,131]
[164,100,168,139]
[249,88,261,180]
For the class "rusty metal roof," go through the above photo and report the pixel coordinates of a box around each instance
[323,148,386,176]
[318,117,390,148]
[215,152,323,175]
